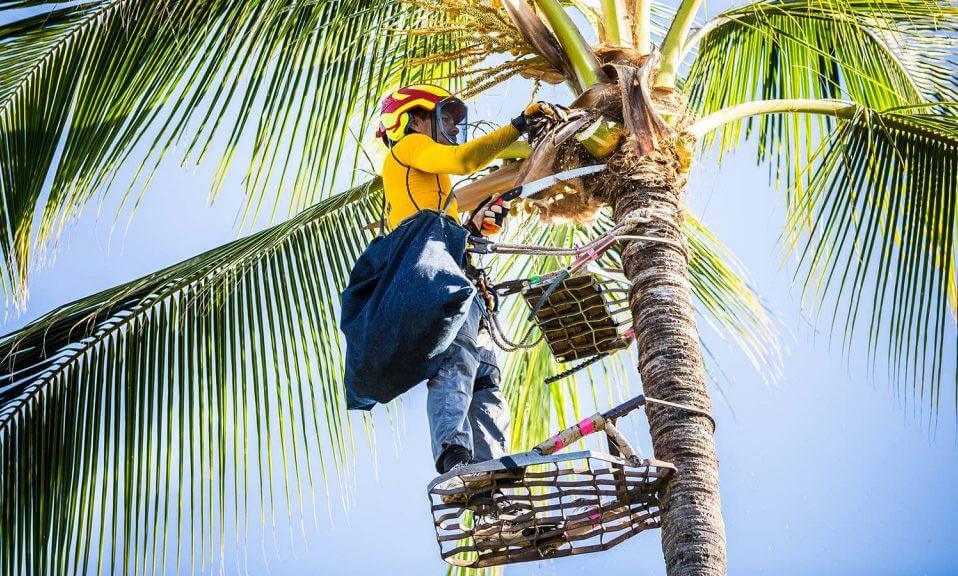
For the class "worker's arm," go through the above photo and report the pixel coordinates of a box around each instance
[392,125,520,176]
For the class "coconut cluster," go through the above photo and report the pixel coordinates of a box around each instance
[518,87,692,224]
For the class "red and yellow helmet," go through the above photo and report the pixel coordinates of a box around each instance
[376,84,468,144]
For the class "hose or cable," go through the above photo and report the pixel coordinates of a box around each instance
[479,223,633,256]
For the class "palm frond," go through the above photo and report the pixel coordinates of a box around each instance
[687,0,956,106]
[685,212,782,384]
[493,218,584,451]
[0,0,455,302]
[685,0,957,186]
[0,179,381,575]
[0,156,785,571]
[782,104,957,410]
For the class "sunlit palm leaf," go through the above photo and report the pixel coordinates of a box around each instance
[783,104,957,408]
[685,0,957,188]
[685,212,782,384]
[687,0,956,106]
[494,219,581,451]
[0,179,381,575]
[0,0,456,302]
[490,205,779,446]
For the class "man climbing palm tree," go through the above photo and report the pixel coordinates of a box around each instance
[341,84,554,476]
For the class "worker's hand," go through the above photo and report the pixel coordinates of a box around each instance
[511,101,559,133]
[470,198,512,236]
[523,101,559,121]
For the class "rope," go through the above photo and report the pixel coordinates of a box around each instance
[613,235,685,252]
[476,270,543,352]
[478,242,581,256]
[614,209,690,263]
[474,218,678,258]
[543,353,608,384]
[477,223,630,257]
[644,396,717,433]
[486,312,543,351]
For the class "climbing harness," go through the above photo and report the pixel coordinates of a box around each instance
[428,393,713,568]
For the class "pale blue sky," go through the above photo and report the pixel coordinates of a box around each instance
[3,2,957,574]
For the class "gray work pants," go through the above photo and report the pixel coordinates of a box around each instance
[427,296,511,464]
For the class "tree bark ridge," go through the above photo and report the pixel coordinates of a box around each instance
[614,179,727,576]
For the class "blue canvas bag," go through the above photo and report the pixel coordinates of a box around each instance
[340,210,476,410]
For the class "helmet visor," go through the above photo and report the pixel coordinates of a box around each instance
[436,98,468,145]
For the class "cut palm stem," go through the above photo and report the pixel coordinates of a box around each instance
[633,0,653,54]
[498,141,533,160]
[600,0,633,47]
[535,0,609,91]
[655,0,703,89]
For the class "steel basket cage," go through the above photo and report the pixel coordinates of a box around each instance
[427,395,676,568]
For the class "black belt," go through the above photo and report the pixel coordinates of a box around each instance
[474,373,498,392]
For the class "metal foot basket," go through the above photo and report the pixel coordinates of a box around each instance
[428,396,675,568]
[522,273,632,362]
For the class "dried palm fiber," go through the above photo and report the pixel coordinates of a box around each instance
[501,0,578,89]
[395,0,567,96]
[515,52,691,223]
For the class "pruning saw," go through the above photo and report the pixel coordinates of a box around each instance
[479,163,608,234]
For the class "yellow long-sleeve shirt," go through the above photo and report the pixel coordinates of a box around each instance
[382,124,520,229]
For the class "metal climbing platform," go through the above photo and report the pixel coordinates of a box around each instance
[427,396,676,568]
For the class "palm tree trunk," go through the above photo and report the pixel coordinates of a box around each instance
[612,170,727,575]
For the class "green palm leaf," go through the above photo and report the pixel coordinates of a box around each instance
[691,97,956,407]
[0,179,381,574]
[685,0,956,187]
[783,104,957,406]
[686,212,782,384]
[490,204,780,448]
[0,0,456,302]
[686,0,956,107]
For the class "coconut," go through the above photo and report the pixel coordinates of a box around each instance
[517,80,692,224]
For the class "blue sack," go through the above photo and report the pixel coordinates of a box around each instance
[340,210,476,410]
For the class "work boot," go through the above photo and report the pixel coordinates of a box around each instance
[436,444,473,474]
[435,446,500,505]
[437,459,496,505]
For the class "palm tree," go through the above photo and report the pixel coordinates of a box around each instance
[0,0,954,574]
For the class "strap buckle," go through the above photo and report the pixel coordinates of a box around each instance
[467,235,495,254]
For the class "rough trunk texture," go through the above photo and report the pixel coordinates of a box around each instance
[612,160,727,575]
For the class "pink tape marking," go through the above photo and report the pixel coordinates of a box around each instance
[577,417,595,436]
[553,435,565,450]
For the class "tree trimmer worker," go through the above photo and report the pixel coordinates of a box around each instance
[339,84,554,479]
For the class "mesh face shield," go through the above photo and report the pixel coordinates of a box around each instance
[435,98,469,145]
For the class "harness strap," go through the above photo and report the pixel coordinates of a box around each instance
[388,144,422,215]
[388,137,451,220]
